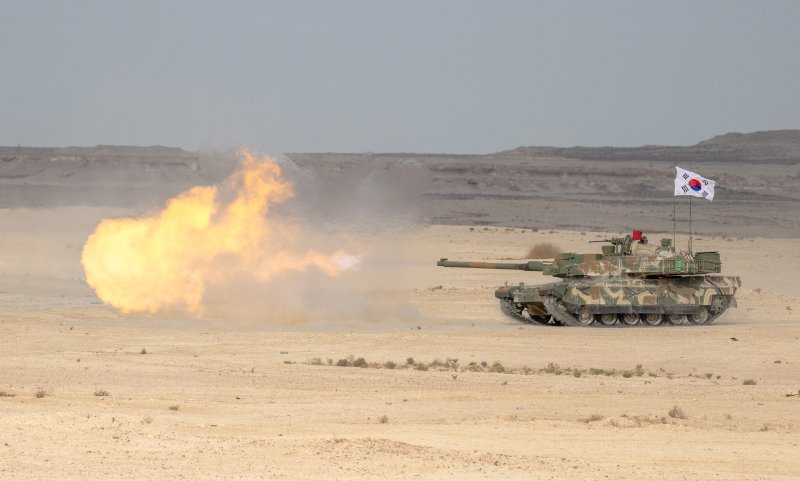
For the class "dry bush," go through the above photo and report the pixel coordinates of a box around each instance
[668,405,687,419]
[383,361,396,369]
[489,361,505,373]
[0,391,16,398]
[543,362,562,375]
[94,389,109,397]
[465,362,483,372]
[169,405,180,411]
[526,242,561,259]
[580,414,604,423]
[378,415,389,424]
[743,379,757,385]
[34,388,47,399]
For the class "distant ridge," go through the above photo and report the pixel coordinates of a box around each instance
[696,129,800,146]
[498,129,800,163]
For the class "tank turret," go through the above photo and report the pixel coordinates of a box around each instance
[437,230,740,327]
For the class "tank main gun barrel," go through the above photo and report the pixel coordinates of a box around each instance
[437,258,546,271]
[588,237,624,244]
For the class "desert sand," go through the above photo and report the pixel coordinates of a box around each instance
[1,137,799,480]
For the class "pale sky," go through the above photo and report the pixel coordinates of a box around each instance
[2,1,798,153]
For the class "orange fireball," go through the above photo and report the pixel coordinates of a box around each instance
[81,149,357,314]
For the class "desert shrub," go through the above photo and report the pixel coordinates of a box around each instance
[352,358,367,368]
[573,370,582,378]
[634,364,645,377]
[465,363,483,372]
[0,391,16,398]
[140,348,147,355]
[34,388,47,399]
[169,405,180,411]
[94,389,109,397]
[406,357,414,365]
[668,405,687,419]
[543,362,562,375]
[526,242,561,259]
[142,416,154,424]
[378,415,389,424]
[383,361,397,369]
[589,368,604,375]
[429,359,445,368]
[310,357,323,365]
[580,414,604,423]
[489,361,505,373]
[742,379,757,385]
[414,363,429,371]
[336,358,350,367]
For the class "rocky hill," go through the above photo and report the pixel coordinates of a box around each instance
[1,130,798,237]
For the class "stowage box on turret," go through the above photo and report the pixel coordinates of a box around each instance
[437,231,740,327]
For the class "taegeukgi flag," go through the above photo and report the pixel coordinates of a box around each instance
[674,166,716,201]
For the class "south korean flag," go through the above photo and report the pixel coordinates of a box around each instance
[674,166,716,201]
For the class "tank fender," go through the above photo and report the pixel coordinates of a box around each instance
[513,288,544,304]
[495,284,523,299]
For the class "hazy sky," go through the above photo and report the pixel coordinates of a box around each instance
[2,1,798,153]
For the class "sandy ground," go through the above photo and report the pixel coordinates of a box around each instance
[1,206,799,480]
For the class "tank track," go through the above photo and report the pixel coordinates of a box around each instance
[500,296,730,327]
[499,299,554,325]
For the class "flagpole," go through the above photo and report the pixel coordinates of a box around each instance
[673,163,677,253]
[688,196,693,254]
[672,194,676,253]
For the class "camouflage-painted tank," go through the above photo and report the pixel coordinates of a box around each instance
[437,232,740,327]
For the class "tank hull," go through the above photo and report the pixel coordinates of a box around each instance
[495,275,740,326]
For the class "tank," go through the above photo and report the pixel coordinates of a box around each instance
[437,231,740,327]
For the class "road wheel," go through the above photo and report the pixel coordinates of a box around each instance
[577,310,595,326]
[599,313,618,326]
[689,307,710,325]
[621,313,641,326]
[643,313,663,326]
[668,314,688,325]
